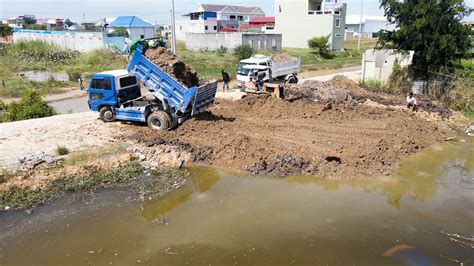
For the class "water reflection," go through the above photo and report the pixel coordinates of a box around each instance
[140,167,221,221]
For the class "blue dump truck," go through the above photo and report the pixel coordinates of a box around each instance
[81,44,217,130]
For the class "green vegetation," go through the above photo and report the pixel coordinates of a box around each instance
[378,0,472,71]
[0,161,144,210]
[178,49,240,80]
[0,41,127,98]
[56,145,70,156]
[0,90,56,122]
[0,24,12,37]
[110,26,129,37]
[307,35,330,56]
[233,44,255,60]
[360,79,384,91]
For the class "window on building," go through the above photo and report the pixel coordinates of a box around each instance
[335,18,340,27]
[334,11,340,15]
[335,34,342,38]
[205,25,208,30]
[272,39,277,47]
[238,16,244,21]
[213,26,217,30]
[308,0,322,12]
[279,4,282,13]
[230,15,236,20]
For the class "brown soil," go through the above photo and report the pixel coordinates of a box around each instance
[144,47,204,88]
[271,52,297,63]
[329,76,453,118]
[285,80,352,104]
[123,91,448,178]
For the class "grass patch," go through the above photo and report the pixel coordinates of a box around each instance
[0,161,144,210]
[177,49,239,80]
[464,112,474,121]
[64,146,127,166]
[56,145,70,155]
[0,41,127,98]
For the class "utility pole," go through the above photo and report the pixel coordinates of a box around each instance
[357,0,364,51]
[171,0,177,54]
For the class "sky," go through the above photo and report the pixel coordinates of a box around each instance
[0,0,473,24]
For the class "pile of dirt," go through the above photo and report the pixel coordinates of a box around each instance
[123,93,448,179]
[329,75,453,118]
[144,47,204,88]
[284,80,352,104]
[271,52,297,63]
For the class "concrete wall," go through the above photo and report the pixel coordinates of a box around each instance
[361,49,414,84]
[185,32,282,52]
[176,20,218,41]
[13,30,104,52]
[274,0,346,49]
[128,27,155,40]
[242,34,282,51]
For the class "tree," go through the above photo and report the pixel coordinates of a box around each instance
[307,35,330,56]
[0,24,12,37]
[378,0,473,72]
[111,27,129,37]
[234,44,254,60]
[23,17,36,25]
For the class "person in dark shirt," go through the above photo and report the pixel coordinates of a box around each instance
[221,69,230,92]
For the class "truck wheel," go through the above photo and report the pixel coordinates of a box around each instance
[287,76,298,84]
[99,106,116,122]
[147,111,172,131]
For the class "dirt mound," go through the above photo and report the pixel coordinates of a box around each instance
[285,80,352,104]
[329,75,452,118]
[144,47,203,88]
[271,52,296,63]
[123,94,448,179]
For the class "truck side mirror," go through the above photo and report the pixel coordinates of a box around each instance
[78,75,85,91]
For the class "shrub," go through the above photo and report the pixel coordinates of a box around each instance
[308,35,330,56]
[216,45,227,55]
[56,145,70,155]
[233,44,254,60]
[448,80,474,112]
[2,90,56,122]
[361,79,385,91]
[4,41,80,64]
[387,59,412,94]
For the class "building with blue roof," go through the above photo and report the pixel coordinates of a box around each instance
[110,16,155,40]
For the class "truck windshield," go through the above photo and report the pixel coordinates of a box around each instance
[237,64,251,76]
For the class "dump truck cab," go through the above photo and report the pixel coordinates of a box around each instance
[88,70,141,113]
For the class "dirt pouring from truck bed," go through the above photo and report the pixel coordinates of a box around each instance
[144,47,204,88]
[122,77,451,179]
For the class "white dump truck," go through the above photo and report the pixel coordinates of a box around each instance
[236,54,301,88]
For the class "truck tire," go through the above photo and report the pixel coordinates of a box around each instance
[147,111,172,131]
[99,106,116,122]
[287,75,298,84]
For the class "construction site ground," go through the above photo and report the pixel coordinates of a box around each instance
[1,75,469,193]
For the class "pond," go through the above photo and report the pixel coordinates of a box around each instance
[0,138,472,265]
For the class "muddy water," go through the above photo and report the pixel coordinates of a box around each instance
[0,139,473,265]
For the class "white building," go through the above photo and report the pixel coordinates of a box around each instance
[175,4,266,40]
[346,15,396,38]
[274,0,346,50]
[175,20,218,41]
[110,16,155,40]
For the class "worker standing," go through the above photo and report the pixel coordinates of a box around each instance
[406,92,418,111]
[221,69,230,92]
